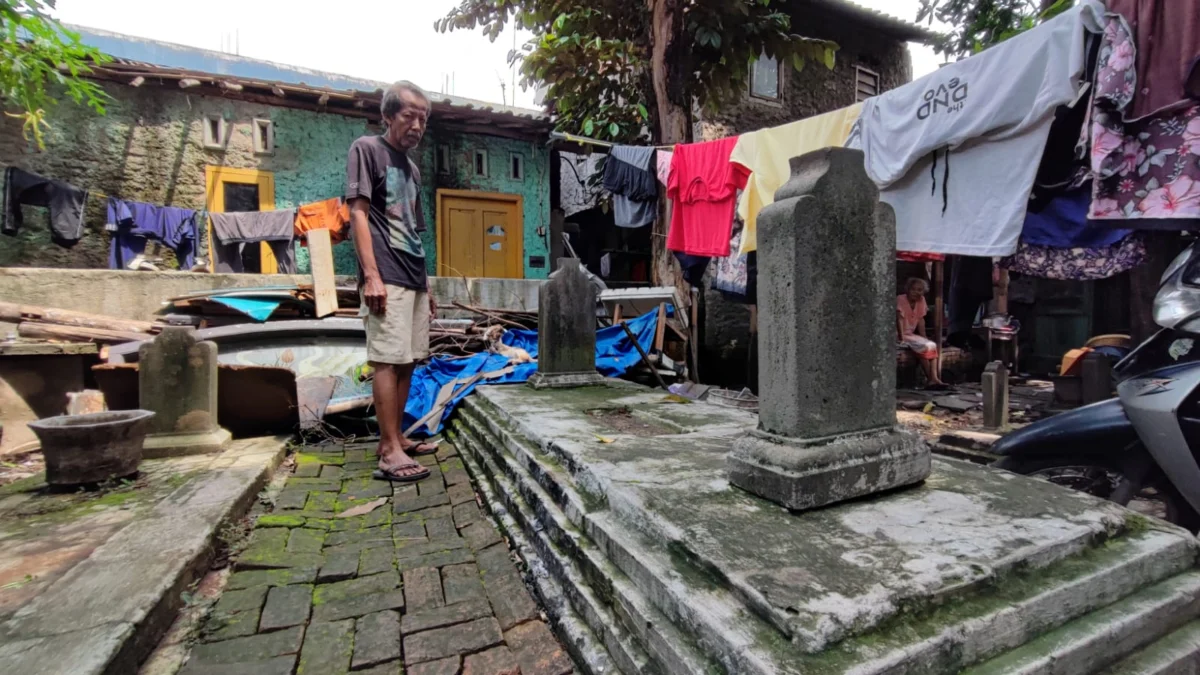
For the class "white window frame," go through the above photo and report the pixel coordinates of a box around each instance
[474,149,489,177]
[510,152,525,181]
[749,54,783,103]
[252,118,274,155]
[202,114,227,149]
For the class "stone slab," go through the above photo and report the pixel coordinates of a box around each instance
[0,437,288,675]
[506,620,575,675]
[352,610,402,671]
[141,428,233,460]
[727,426,931,512]
[470,383,1200,662]
[189,626,304,665]
[401,598,494,636]
[404,567,446,612]
[312,589,406,624]
[463,645,521,674]
[259,584,312,631]
[296,619,353,675]
[403,616,503,665]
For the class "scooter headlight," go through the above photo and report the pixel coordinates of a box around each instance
[1163,246,1193,284]
[1154,286,1198,328]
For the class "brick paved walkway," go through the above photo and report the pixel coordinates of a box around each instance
[179,439,575,675]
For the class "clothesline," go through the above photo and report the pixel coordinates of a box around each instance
[551,131,675,151]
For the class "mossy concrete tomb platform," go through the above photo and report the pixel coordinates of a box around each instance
[446,382,1200,674]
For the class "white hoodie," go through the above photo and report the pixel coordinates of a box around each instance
[853,0,1105,256]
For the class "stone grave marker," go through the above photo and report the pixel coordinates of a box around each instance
[727,147,931,511]
[528,258,605,389]
[982,361,1010,430]
[138,326,231,457]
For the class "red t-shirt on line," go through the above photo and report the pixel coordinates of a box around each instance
[666,136,744,257]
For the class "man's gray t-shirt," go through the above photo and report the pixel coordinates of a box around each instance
[345,135,427,290]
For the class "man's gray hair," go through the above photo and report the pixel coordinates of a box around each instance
[381,81,430,121]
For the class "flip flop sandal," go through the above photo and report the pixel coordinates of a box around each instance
[373,466,431,483]
[404,441,440,457]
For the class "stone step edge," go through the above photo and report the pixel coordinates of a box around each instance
[1099,618,1200,675]
[447,424,628,675]
[458,398,1200,673]
[469,391,1169,651]
[962,570,1200,675]
[451,414,716,675]
[455,405,774,673]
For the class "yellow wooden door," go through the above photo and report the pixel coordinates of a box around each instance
[436,190,524,278]
[204,166,278,273]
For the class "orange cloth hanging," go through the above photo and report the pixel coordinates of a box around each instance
[294,197,349,245]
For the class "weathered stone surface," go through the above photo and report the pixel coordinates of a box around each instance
[393,492,451,515]
[178,655,296,675]
[463,645,521,675]
[408,656,461,675]
[982,361,1010,430]
[211,587,267,617]
[256,514,306,528]
[392,519,426,541]
[404,567,446,612]
[259,584,312,631]
[528,258,603,388]
[403,617,503,665]
[297,620,353,675]
[290,478,341,493]
[726,147,930,510]
[418,476,447,496]
[286,528,325,555]
[317,549,360,584]
[312,589,406,623]
[293,462,322,478]
[325,525,391,548]
[397,548,476,573]
[305,492,339,513]
[189,626,304,665]
[401,599,494,636]
[226,567,318,590]
[138,327,226,447]
[328,507,391,532]
[351,610,402,671]
[359,546,395,576]
[451,502,481,530]
[506,620,574,675]
[447,482,475,505]
[442,563,487,606]
[274,490,310,511]
[319,465,344,480]
[459,523,503,552]
[313,572,399,606]
[396,538,467,560]
[204,587,266,642]
[424,516,457,541]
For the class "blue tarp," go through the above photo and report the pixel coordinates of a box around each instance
[403,308,665,435]
[209,296,284,322]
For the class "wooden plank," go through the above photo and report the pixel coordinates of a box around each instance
[308,228,339,318]
[653,302,667,353]
[612,304,623,325]
[18,322,149,344]
[0,301,155,334]
[933,260,945,381]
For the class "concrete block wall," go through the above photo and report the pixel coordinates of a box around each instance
[0,267,542,330]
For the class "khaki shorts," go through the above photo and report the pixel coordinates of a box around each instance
[360,285,430,365]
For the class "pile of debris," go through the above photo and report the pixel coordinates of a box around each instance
[431,303,538,357]
[160,285,361,327]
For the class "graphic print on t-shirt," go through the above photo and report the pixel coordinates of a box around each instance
[385,165,425,257]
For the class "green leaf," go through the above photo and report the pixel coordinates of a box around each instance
[607,121,620,137]
[822,47,836,70]
[583,118,594,135]
[636,103,649,120]
[792,52,806,72]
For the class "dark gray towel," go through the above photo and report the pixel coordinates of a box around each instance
[210,209,296,244]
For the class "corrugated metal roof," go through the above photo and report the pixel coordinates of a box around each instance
[807,0,937,42]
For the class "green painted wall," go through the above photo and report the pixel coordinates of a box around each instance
[0,82,550,280]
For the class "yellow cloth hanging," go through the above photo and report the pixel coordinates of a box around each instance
[730,103,863,255]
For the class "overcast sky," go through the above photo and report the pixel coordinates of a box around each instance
[52,0,946,110]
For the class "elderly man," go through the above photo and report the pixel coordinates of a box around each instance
[347,81,436,483]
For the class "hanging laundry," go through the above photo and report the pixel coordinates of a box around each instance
[730,103,862,255]
[666,136,744,257]
[672,252,710,288]
[210,210,297,273]
[1088,10,1200,225]
[853,1,1105,256]
[106,198,200,270]
[294,197,350,245]
[602,145,657,228]
[1001,233,1146,280]
[1105,0,1200,121]
[559,151,605,217]
[2,167,88,246]
[1024,181,1132,247]
[947,256,994,340]
[655,150,673,187]
[712,226,749,298]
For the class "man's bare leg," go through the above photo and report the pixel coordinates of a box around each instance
[372,362,423,477]
[393,362,434,454]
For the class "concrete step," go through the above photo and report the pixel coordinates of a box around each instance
[451,407,718,675]
[453,396,1200,674]
[963,571,1200,675]
[1100,619,1200,675]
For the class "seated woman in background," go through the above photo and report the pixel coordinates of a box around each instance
[898,277,948,390]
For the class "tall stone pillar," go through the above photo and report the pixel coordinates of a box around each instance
[727,148,930,511]
[138,326,231,458]
[528,258,605,389]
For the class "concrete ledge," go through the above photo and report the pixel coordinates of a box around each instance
[141,428,233,459]
[727,426,932,511]
[0,436,289,675]
[527,372,608,390]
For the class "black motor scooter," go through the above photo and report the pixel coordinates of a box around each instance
[991,244,1200,530]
